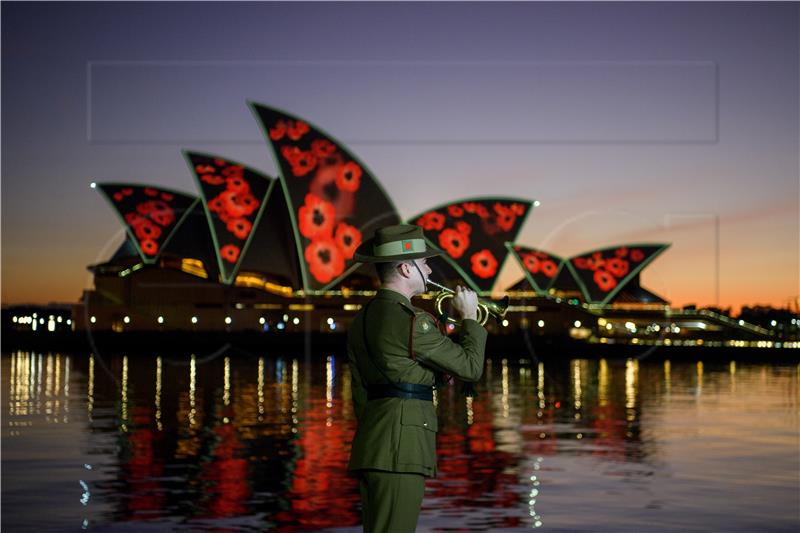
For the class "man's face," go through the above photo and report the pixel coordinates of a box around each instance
[409,258,432,294]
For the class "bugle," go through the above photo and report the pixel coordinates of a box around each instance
[425,279,509,326]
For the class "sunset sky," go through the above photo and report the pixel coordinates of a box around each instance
[2,2,798,313]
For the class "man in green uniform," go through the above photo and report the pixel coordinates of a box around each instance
[347,224,487,532]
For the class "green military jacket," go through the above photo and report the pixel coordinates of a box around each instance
[347,288,488,477]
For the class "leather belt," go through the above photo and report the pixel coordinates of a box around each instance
[367,382,433,402]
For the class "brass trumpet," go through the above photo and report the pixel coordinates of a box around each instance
[425,279,509,326]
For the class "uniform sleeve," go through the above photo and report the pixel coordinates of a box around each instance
[347,331,367,422]
[412,313,487,382]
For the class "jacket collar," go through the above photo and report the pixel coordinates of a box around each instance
[376,287,412,306]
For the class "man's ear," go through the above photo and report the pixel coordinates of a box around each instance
[397,261,412,279]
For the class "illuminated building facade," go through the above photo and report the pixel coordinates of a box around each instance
[58,102,791,348]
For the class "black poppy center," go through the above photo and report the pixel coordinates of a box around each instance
[453,239,460,247]
[323,182,340,202]
[481,259,488,267]
[313,209,326,227]
[343,235,352,246]
[318,248,331,264]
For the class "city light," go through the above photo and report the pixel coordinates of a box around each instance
[538,320,545,327]
[123,316,130,324]
[157,316,164,324]
[191,316,198,324]
[225,316,232,325]
[574,320,581,328]
[259,317,266,325]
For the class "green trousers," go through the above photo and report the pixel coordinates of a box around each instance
[358,470,426,533]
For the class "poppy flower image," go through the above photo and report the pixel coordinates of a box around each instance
[269,120,287,141]
[144,187,159,197]
[290,151,317,177]
[195,164,216,174]
[594,269,617,292]
[336,161,362,192]
[137,200,174,226]
[287,120,310,141]
[113,192,124,202]
[225,175,250,194]
[630,249,645,262]
[493,203,516,232]
[220,244,240,264]
[227,218,252,240]
[464,202,490,219]
[311,139,337,158]
[219,190,259,218]
[438,228,470,259]
[217,210,233,224]
[455,220,471,236]
[447,205,464,217]
[471,249,498,279]
[140,239,159,256]
[222,165,245,177]
[121,188,133,196]
[510,203,526,216]
[208,196,224,213]
[134,219,162,241]
[201,174,225,185]
[298,194,336,239]
[615,246,628,258]
[540,259,558,278]
[305,238,345,283]
[125,212,145,227]
[281,145,303,163]
[213,158,227,166]
[586,252,605,271]
[415,211,445,231]
[523,254,540,274]
[334,222,362,260]
[160,192,174,201]
[309,164,355,219]
[573,257,590,269]
[605,257,629,278]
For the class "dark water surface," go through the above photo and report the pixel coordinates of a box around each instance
[2,349,798,532]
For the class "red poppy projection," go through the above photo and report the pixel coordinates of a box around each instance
[409,198,533,291]
[507,245,565,295]
[567,244,669,304]
[251,103,400,290]
[97,184,198,263]
[185,152,274,284]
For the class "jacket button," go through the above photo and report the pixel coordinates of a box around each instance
[423,422,428,427]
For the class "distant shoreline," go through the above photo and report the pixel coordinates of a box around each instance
[3,330,798,363]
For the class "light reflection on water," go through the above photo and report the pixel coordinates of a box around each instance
[1,350,798,531]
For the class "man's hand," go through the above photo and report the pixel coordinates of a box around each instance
[451,285,478,321]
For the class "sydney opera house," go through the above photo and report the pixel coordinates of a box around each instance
[67,102,781,348]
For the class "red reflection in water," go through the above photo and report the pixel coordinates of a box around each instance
[199,418,252,518]
[124,406,165,519]
[273,398,360,530]
[428,393,520,527]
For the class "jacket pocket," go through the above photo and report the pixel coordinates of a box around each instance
[400,400,438,432]
[396,400,437,469]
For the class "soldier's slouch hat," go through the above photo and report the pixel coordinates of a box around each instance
[354,224,444,263]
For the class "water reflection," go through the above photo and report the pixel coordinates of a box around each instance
[1,351,799,531]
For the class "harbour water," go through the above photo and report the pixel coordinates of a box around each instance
[2,349,798,531]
